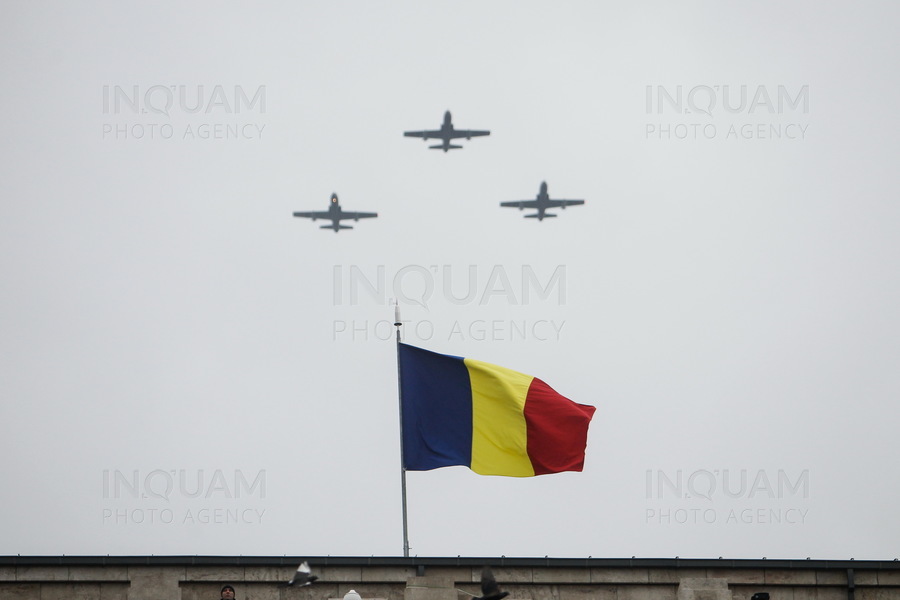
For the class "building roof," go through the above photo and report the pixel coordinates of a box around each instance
[1,556,897,571]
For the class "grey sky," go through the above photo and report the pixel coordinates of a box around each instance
[0,1,898,559]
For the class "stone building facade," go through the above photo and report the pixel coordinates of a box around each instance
[1,556,897,600]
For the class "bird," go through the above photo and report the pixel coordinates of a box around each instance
[474,566,509,600]
[286,561,318,587]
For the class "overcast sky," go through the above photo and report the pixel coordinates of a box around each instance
[1,1,898,560]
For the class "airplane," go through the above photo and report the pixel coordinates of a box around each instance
[292,193,378,233]
[403,110,490,152]
[500,181,584,221]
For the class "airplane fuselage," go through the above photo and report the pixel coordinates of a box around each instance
[532,182,551,219]
[435,112,458,150]
[325,196,353,231]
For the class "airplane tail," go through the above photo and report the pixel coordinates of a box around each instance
[526,213,556,220]
[430,144,462,151]
[321,224,353,231]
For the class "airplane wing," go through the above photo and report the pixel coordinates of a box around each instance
[293,211,330,220]
[338,211,378,221]
[545,199,584,208]
[500,200,540,208]
[451,129,490,139]
[403,130,442,139]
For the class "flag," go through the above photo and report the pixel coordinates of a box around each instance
[398,343,596,477]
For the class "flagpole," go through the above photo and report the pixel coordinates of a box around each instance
[394,300,411,557]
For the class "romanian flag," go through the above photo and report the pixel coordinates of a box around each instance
[398,343,596,477]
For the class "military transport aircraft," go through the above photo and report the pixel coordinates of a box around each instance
[500,181,585,221]
[292,193,378,232]
[403,110,490,152]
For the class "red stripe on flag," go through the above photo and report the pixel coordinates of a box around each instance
[524,378,596,475]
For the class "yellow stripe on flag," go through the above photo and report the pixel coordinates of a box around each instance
[466,358,535,477]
